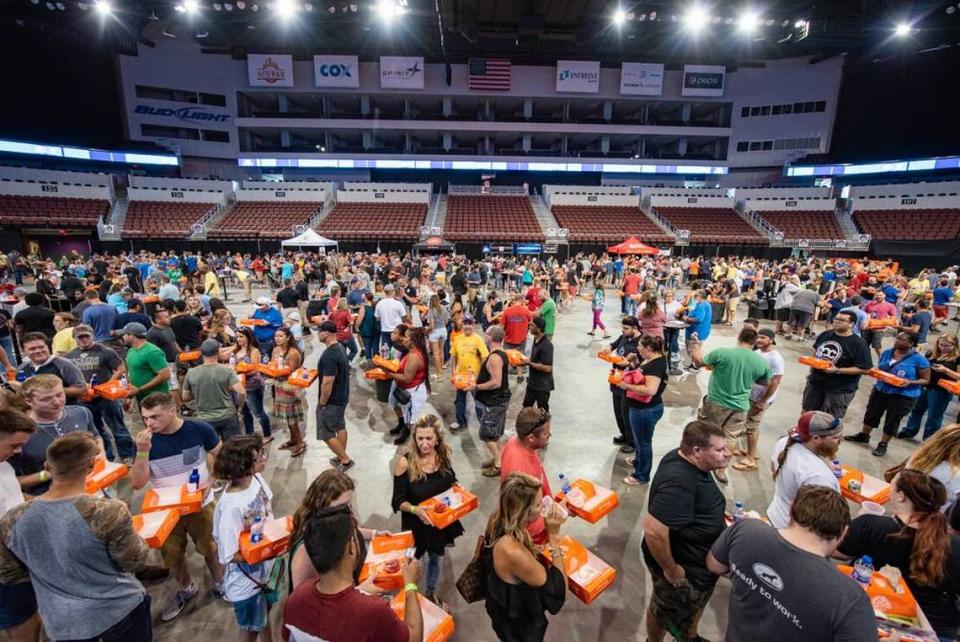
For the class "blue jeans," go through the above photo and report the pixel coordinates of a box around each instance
[900,387,953,440]
[82,398,134,460]
[628,403,664,482]
[339,336,358,362]
[664,327,681,362]
[454,389,482,427]
[242,385,272,437]
[423,551,443,593]
[624,296,637,316]
[361,334,379,361]
[0,335,15,366]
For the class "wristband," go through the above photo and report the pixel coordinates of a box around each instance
[38,470,47,483]
[136,451,150,460]
[404,583,418,593]
[407,505,418,514]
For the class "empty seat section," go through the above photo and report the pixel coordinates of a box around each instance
[655,207,767,245]
[757,210,844,240]
[209,201,322,240]
[317,202,427,241]
[852,209,960,240]
[444,196,543,242]
[0,195,108,228]
[551,206,673,243]
[123,201,213,239]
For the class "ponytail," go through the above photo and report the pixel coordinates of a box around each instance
[773,435,801,480]
[889,469,950,587]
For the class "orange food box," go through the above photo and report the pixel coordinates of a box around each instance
[85,457,129,494]
[239,515,293,564]
[93,380,132,401]
[141,485,203,516]
[287,368,318,388]
[867,368,908,388]
[837,565,920,623]
[419,484,478,530]
[540,535,617,604]
[359,531,415,590]
[79,385,97,402]
[258,363,292,378]
[235,361,258,374]
[799,356,833,370]
[607,369,624,386]
[597,351,627,366]
[555,479,619,524]
[840,466,892,504]
[239,318,269,327]
[505,349,526,366]
[364,367,391,381]
[867,318,898,330]
[451,372,476,390]
[390,592,455,642]
[938,379,960,395]
[132,509,180,548]
[177,350,201,363]
[142,295,161,304]
[372,355,402,372]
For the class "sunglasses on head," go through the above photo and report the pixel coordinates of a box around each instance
[535,408,551,428]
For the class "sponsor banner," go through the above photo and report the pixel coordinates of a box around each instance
[134,105,230,123]
[556,60,600,93]
[682,64,725,96]
[313,55,360,88]
[248,54,294,87]
[380,56,424,89]
[620,62,664,96]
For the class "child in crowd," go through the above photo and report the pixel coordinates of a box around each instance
[588,283,611,338]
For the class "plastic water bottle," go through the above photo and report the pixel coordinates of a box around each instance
[228,355,236,368]
[558,474,573,495]
[250,515,264,544]
[89,374,98,388]
[732,501,745,523]
[852,556,875,585]
[188,467,200,494]
[119,375,128,389]
[380,343,390,359]
[832,459,843,480]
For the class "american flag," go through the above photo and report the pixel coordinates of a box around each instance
[468,58,511,90]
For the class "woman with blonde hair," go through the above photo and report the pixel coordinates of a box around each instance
[907,424,960,509]
[206,308,236,347]
[898,333,960,441]
[391,415,463,605]
[483,472,567,641]
[51,312,78,356]
[425,295,449,378]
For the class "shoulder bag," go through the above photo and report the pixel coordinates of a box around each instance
[455,535,488,603]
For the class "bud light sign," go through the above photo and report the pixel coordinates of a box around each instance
[313,55,360,88]
[135,105,229,123]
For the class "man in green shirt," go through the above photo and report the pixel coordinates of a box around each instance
[121,322,171,403]
[537,285,557,340]
[688,326,771,484]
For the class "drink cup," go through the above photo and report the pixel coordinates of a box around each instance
[858,501,885,517]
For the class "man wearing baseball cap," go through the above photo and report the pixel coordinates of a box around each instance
[249,297,283,355]
[449,315,488,431]
[181,339,245,441]
[767,410,843,529]
[121,322,171,403]
[522,316,554,411]
[732,328,784,472]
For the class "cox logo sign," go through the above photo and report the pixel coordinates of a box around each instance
[318,64,352,78]
[314,55,360,87]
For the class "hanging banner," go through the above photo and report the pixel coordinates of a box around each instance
[247,54,294,87]
[556,60,600,93]
[380,56,424,89]
[682,64,726,96]
[313,55,360,88]
[620,62,664,96]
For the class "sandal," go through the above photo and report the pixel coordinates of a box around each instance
[262,435,275,446]
[289,442,308,457]
[732,449,748,457]
[732,459,758,471]
[482,465,502,477]
[278,440,295,450]
[622,475,644,486]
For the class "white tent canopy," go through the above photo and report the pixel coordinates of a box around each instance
[280,228,339,249]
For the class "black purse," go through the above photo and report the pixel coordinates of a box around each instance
[455,536,488,603]
[392,385,412,405]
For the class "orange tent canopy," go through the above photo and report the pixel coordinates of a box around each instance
[607,237,659,255]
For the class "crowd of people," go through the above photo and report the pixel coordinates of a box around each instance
[0,247,959,641]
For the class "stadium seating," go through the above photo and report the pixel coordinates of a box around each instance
[551,205,674,244]
[317,202,427,241]
[0,195,108,228]
[755,210,844,240]
[209,201,323,240]
[655,207,767,245]
[444,196,544,242]
[123,201,214,239]
[852,209,960,240]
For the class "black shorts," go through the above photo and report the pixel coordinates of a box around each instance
[863,388,916,437]
[522,387,550,411]
[316,404,346,441]
[788,309,812,329]
[862,329,884,351]
[776,308,791,322]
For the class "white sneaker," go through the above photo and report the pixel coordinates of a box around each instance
[449,422,461,430]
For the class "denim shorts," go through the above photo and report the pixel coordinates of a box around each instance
[0,581,37,629]
[428,327,447,343]
[232,591,268,632]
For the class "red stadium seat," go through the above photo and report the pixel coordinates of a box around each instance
[655,207,767,245]
[852,209,960,240]
[0,195,108,229]
[123,201,215,239]
[756,210,844,240]
[444,196,544,242]
[551,205,674,244]
[209,201,324,240]
[317,202,428,242]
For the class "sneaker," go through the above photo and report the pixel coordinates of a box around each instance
[612,436,628,445]
[669,367,683,376]
[392,430,410,446]
[449,422,463,431]
[329,457,339,467]
[337,459,356,473]
[619,445,636,454]
[161,583,198,622]
[389,423,406,436]
[843,433,871,444]
[212,582,228,602]
[871,442,888,457]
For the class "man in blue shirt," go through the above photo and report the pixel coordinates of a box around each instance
[683,289,712,370]
[184,253,198,275]
[80,290,118,343]
[250,297,283,355]
[932,278,955,330]
[840,296,870,337]
[901,298,933,346]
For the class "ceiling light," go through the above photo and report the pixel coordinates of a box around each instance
[273,0,297,19]
[649,11,656,20]
[736,9,761,35]
[304,2,313,10]
[251,3,258,11]
[182,0,199,13]
[894,22,912,37]
[375,0,403,21]
[195,30,208,38]
[682,5,710,33]
[56,2,66,10]
[213,2,222,9]
[31,0,40,5]
[612,9,627,25]
[45,2,54,9]
[224,2,233,10]
[93,0,111,15]
[236,0,245,7]
[794,19,806,28]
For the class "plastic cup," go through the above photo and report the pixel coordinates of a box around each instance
[858,501,885,517]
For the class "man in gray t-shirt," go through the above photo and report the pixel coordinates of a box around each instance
[707,486,876,642]
[788,285,821,340]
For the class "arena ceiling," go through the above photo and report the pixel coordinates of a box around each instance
[4,0,960,65]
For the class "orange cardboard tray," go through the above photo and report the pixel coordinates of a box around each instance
[239,318,269,327]
[93,380,133,401]
[141,484,204,516]
[505,349,527,366]
[287,368,318,388]
[867,318,898,330]
[364,367,391,381]
[419,484,478,530]
[132,509,180,548]
[390,592,455,642]
[555,479,619,524]
[258,363,292,378]
[837,565,919,623]
[359,531,416,590]
[85,457,129,494]
[840,466,892,504]
[142,295,161,304]
[178,350,201,363]
[451,372,476,390]
[540,535,617,604]
[867,368,908,388]
[239,515,293,564]
[607,370,624,386]
[597,351,628,366]
[235,361,258,374]
[372,355,402,373]
[799,356,833,370]
[938,378,960,395]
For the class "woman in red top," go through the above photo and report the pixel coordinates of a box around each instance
[328,298,358,362]
[250,257,265,283]
[386,327,431,445]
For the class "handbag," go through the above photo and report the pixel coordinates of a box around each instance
[622,369,652,403]
[392,385,412,405]
[238,554,288,605]
[455,535,488,603]
[883,459,907,483]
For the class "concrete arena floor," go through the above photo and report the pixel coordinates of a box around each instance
[124,283,958,642]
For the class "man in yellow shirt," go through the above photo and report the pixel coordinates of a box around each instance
[449,316,488,431]
[907,272,929,303]
[201,266,221,298]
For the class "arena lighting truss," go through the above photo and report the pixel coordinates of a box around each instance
[237,156,728,175]
[0,138,179,166]
[785,154,960,178]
